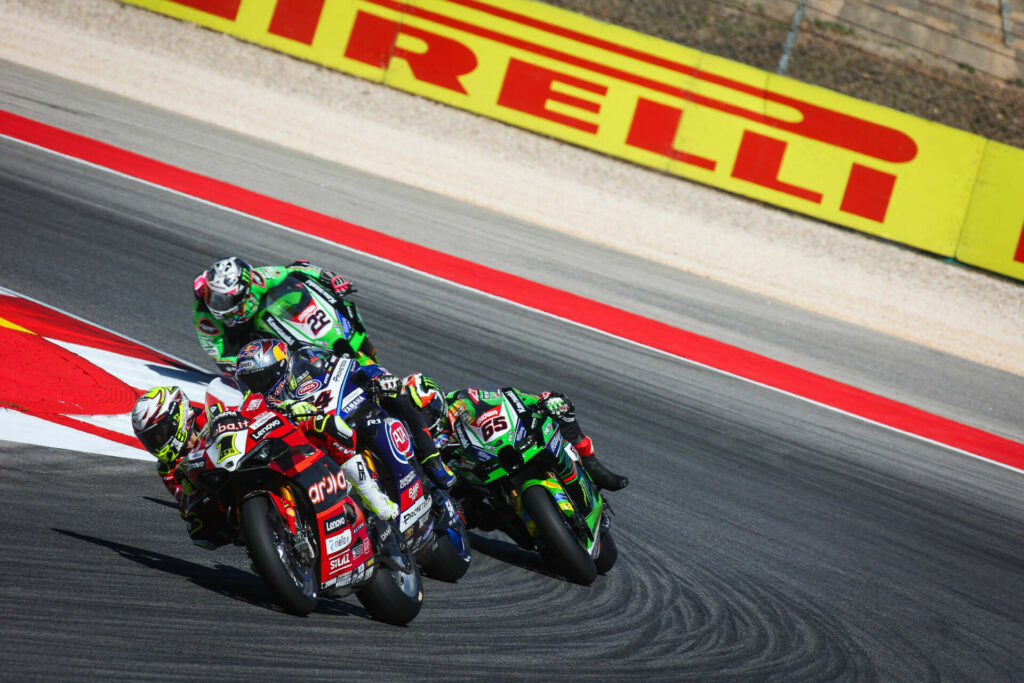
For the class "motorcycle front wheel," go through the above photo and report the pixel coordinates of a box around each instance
[595,529,618,574]
[241,495,319,616]
[523,485,597,585]
[422,527,472,582]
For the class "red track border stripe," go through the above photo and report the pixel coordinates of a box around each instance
[3,110,1022,467]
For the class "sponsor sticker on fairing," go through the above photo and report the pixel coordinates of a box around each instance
[303,278,338,306]
[401,480,422,508]
[295,379,321,396]
[502,388,526,415]
[330,552,351,571]
[387,419,412,461]
[454,422,471,450]
[326,529,353,555]
[211,411,247,437]
[340,388,364,414]
[250,416,283,442]
[547,431,564,456]
[262,315,296,346]
[249,411,276,429]
[399,495,431,532]
[324,514,347,534]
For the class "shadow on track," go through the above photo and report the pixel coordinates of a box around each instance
[467,531,566,581]
[52,528,368,619]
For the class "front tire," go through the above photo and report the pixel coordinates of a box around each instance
[595,529,618,574]
[241,495,318,616]
[523,486,597,585]
[422,528,472,582]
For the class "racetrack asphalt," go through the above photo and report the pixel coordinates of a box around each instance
[2,62,1024,680]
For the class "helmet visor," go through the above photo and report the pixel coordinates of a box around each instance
[138,416,175,455]
[205,289,244,318]
[237,365,283,394]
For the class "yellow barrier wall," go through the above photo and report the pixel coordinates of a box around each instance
[119,0,1024,281]
[957,141,1024,280]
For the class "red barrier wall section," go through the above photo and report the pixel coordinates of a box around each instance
[3,110,1022,470]
[118,0,1024,280]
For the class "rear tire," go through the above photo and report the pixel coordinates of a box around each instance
[595,529,618,574]
[523,486,597,585]
[241,495,318,616]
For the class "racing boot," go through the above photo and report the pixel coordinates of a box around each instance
[420,451,456,490]
[341,456,399,520]
[575,437,628,491]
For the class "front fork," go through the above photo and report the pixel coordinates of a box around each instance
[242,484,314,564]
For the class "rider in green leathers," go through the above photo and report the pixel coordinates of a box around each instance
[404,375,629,492]
[192,256,354,376]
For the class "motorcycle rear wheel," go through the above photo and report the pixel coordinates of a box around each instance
[241,495,318,616]
[523,486,597,585]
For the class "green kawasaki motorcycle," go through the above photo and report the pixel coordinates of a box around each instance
[255,275,378,364]
[445,388,616,585]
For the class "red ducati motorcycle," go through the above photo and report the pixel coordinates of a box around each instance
[181,391,422,623]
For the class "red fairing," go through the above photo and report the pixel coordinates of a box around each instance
[317,498,374,584]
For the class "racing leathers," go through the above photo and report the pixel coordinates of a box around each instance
[443,387,629,492]
[154,403,234,550]
[192,261,353,376]
[266,347,456,492]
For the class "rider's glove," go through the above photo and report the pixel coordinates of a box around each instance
[374,374,402,398]
[319,269,353,296]
[278,399,317,420]
[541,393,574,419]
[279,400,355,448]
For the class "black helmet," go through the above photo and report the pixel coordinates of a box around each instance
[234,338,289,394]
[284,346,334,395]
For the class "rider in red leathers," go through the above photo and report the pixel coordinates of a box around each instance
[131,385,231,549]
